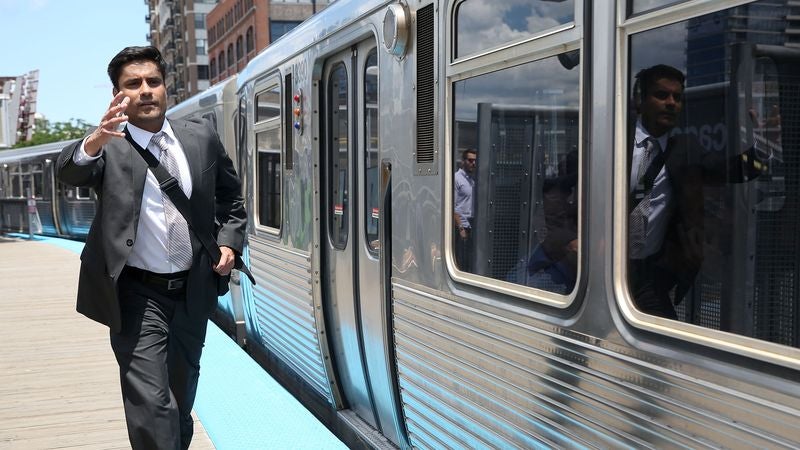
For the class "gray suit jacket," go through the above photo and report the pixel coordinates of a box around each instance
[57,119,247,333]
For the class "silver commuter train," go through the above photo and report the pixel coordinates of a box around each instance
[211,0,800,447]
[0,139,94,239]
[10,0,794,447]
[165,75,247,343]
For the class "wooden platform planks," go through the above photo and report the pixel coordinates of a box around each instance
[0,237,215,449]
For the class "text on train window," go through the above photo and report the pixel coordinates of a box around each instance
[626,0,800,348]
[255,79,282,231]
[454,0,574,60]
[452,51,580,296]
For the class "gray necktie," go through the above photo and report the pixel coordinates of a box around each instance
[151,132,193,269]
[629,137,659,258]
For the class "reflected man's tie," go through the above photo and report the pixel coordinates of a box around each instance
[629,137,660,257]
[151,132,193,268]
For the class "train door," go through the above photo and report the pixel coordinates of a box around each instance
[321,41,406,447]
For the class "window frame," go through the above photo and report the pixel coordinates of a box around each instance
[253,74,284,236]
[444,0,585,308]
[613,0,800,371]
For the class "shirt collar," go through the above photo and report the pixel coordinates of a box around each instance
[126,119,176,151]
[635,119,669,151]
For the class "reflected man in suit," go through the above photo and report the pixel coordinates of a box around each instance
[454,148,477,272]
[628,64,769,319]
[57,46,247,449]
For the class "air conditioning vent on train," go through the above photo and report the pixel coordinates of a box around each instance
[415,4,437,176]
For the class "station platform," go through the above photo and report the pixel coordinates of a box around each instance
[0,235,347,449]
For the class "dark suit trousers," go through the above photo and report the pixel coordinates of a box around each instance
[629,256,679,320]
[110,271,210,450]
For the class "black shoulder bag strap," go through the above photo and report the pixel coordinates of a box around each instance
[124,128,256,285]
[629,141,671,213]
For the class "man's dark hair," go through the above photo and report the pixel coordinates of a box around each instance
[107,46,167,90]
[461,148,477,161]
[633,64,685,103]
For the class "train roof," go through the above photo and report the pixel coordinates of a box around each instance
[237,0,389,90]
[167,75,237,119]
[0,139,77,164]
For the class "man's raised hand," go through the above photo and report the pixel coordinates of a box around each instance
[84,92,130,156]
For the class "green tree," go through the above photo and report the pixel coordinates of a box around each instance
[12,118,93,148]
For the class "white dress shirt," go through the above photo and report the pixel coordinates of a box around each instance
[454,168,474,228]
[74,120,193,273]
[629,120,673,260]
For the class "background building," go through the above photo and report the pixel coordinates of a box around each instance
[0,71,39,149]
[147,0,328,105]
[207,0,329,85]
[147,0,219,106]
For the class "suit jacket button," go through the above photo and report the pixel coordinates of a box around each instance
[126,239,134,247]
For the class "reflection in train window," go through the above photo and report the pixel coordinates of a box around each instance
[256,85,280,122]
[255,79,282,231]
[627,0,686,16]
[626,0,800,348]
[454,0,574,60]
[75,187,92,200]
[327,63,349,250]
[452,51,580,295]
[364,49,379,253]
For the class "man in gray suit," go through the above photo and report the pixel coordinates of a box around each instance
[57,46,247,450]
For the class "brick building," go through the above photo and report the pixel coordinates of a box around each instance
[207,0,329,85]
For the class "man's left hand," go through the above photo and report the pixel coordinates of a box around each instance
[214,246,236,276]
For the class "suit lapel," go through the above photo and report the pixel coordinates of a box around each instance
[170,120,202,195]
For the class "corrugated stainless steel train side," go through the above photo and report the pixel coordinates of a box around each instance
[229,0,800,448]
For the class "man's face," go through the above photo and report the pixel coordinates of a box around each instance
[463,152,477,173]
[114,60,167,133]
[640,77,683,137]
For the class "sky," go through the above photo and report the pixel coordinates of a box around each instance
[0,0,149,126]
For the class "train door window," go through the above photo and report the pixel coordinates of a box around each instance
[454,0,575,60]
[255,78,282,232]
[621,1,800,357]
[283,72,293,171]
[327,62,350,250]
[363,49,379,253]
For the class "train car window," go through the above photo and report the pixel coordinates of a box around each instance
[452,52,580,296]
[32,163,43,199]
[327,63,349,250]
[625,0,800,349]
[256,85,280,122]
[255,79,282,232]
[364,49,380,253]
[10,163,23,198]
[454,0,574,60]
[75,187,92,200]
[627,0,687,17]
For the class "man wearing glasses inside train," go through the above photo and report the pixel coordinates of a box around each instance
[628,64,776,320]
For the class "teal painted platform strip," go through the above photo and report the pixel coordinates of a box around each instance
[34,235,345,450]
[195,323,347,450]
